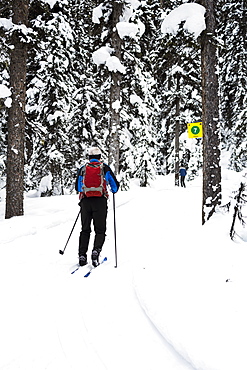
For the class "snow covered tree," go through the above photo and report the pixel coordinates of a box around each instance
[218,0,247,171]
[118,1,158,187]
[26,0,78,194]
[5,0,29,218]
[107,1,124,173]
[90,0,126,174]
[92,0,158,186]
[160,1,220,219]
[198,0,221,224]
[3,0,240,201]
[158,2,202,178]
[66,0,108,165]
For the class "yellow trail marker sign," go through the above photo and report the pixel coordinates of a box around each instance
[187,122,203,138]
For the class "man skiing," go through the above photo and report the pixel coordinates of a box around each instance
[75,147,119,267]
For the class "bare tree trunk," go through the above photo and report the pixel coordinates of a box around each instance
[5,0,29,219]
[199,0,221,224]
[174,73,180,186]
[108,0,123,174]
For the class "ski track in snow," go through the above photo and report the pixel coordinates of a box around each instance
[1,173,246,370]
[0,183,196,370]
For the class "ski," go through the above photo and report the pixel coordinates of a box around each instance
[71,263,90,274]
[71,265,80,274]
[71,257,107,275]
[84,257,107,278]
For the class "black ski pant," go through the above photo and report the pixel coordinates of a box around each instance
[79,197,108,257]
[180,176,186,187]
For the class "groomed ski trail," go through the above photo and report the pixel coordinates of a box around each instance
[62,258,195,370]
[0,176,200,370]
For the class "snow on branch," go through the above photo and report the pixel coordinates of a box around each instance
[161,3,206,38]
[0,84,12,108]
[40,0,61,8]
[106,56,126,74]
[92,0,143,74]
[92,4,104,24]
[0,17,13,30]
[116,20,145,39]
[92,46,113,65]
[0,84,11,99]
[0,17,33,37]
[92,46,126,74]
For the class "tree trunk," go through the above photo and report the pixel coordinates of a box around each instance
[174,73,180,186]
[199,0,221,224]
[5,0,29,219]
[108,1,123,174]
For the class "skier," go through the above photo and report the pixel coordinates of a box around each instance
[179,166,187,188]
[75,147,119,267]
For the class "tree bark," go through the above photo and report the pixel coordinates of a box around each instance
[108,0,123,174]
[199,0,221,224]
[174,73,180,186]
[5,0,29,219]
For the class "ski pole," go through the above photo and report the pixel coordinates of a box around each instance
[113,192,117,268]
[59,210,81,255]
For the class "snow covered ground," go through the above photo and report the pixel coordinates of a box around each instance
[1,171,247,370]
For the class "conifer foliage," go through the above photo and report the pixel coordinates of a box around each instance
[0,0,246,223]
[218,0,247,171]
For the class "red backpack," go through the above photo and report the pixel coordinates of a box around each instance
[83,161,105,197]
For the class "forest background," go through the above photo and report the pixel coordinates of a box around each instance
[0,0,246,201]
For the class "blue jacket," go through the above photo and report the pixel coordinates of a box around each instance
[179,167,187,176]
[75,159,119,195]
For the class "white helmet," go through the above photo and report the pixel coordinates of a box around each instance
[88,147,101,156]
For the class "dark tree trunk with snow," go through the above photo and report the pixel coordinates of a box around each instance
[199,0,221,224]
[174,73,180,186]
[108,1,123,174]
[5,0,29,219]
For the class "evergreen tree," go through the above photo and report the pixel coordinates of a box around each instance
[3,0,245,200]
[155,0,202,178]
[118,0,159,187]
[90,0,159,187]
[218,0,247,171]
[26,0,116,194]
[26,0,78,194]
[67,0,108,165]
